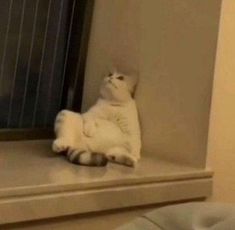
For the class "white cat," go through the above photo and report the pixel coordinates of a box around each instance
[52,71,141,167]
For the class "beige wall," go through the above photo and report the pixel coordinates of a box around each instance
[207,0,235,202]
[84,0,221,168]
[3,206,156,230]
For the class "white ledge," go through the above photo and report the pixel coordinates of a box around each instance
[0,140,212,224]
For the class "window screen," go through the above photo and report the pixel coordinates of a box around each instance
[0,0,91,132]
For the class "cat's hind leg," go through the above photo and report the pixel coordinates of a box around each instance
[52,110,84,153]
[52,110,107,167]
[106,147,137,167]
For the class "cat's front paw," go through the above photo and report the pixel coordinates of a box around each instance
[83,119,97,137]
[52,138,71,153]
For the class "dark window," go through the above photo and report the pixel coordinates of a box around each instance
[0,0,94,140]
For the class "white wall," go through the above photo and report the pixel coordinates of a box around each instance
[138,0,221,167]
[84,0,221,168]
[83,0,140,110]
[207,0,235,202]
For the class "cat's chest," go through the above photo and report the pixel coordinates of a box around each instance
[105,105,128,120]
[105,106,132,134]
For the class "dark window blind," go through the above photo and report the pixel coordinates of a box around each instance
[0,0,78,129]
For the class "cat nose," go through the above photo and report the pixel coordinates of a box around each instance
[105,77,111,83]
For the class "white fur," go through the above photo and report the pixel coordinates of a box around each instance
[53,71,141,167]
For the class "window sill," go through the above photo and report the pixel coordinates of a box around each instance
[0,140,212,224]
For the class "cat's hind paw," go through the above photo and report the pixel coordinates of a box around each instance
[52,138,70,153]
[107,152,137,167]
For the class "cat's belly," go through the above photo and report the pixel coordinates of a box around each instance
[84,119,127,153]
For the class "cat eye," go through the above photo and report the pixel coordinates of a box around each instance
[108,72,113,77]
[117,76,124,80]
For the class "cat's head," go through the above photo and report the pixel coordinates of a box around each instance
[100,71,137,103]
